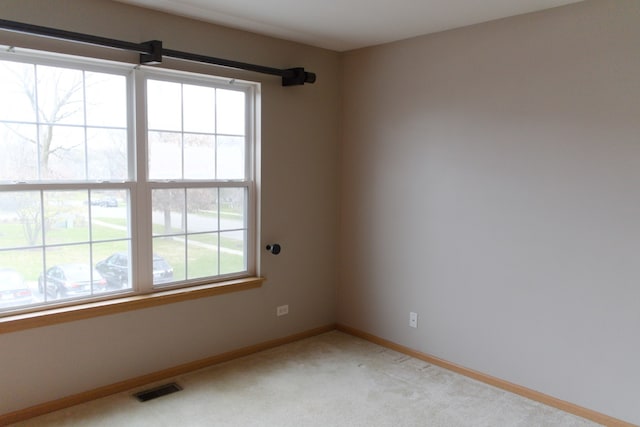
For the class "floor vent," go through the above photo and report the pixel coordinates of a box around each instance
[134,383,182,402]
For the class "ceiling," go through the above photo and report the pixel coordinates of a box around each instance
[115,0,583,51]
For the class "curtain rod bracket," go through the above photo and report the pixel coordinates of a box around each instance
[140,40,163,65]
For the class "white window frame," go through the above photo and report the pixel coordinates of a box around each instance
[135,67,258,294]
[0,47,260,318]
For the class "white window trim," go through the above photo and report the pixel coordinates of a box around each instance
[0,47,261,319]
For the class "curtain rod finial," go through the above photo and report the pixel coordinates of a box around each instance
[282,67,316,86]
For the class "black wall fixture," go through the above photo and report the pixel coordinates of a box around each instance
[266,244,281,255]
[0,19,316,86]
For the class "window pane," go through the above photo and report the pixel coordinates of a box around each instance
[37,65,85,126]
[217,136,245,180]
[43,191,89,245]
[187,233,218,280]
[148,131,182,180]
[152,189,185,236]
[146,82,248,183]
[219,188,246,230]
[0,124,38,182]
[147,79,181,131]
[183,84,215,133]
[150,186,248,284]
[94,241,131,290]
[219,188,246,275]
[216,89,245,135]
[184,134,215,179]
[186,188,218,233]
[0,187,130,310]
[0,259,36,311]
[90,190,129,240]
[153,236,183,283]
[220,230,246,275]
[42,125,86,180]
[153,252,175,285]
[0,60,37,122]
[85,72,127,128]
[1,61,128,185]
[0,191,42,248]
[87,128,128,181]
[0,248,43,285]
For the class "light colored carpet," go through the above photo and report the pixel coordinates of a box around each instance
[12,331,601,426]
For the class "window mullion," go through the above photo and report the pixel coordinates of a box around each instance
[133,68,153,293]
[34,63,43,181]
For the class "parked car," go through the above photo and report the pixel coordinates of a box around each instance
[0,268,33,309]
[91,197,118,207]
[96,252,173,287]
[151,255,174,285]
[95,252,129,288]
[38,264,108,299]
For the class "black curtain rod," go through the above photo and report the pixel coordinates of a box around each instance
[0,18,316,86]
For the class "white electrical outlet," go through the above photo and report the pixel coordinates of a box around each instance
[277,305,289,316]
[409,312,418,328]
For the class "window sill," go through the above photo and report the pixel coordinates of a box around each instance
[0,276,264,335]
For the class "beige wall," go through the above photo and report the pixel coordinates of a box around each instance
[339,1,640,424]
[2,0,639,424]
[0,0,340,414]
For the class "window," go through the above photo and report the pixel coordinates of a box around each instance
[0,48,257,315]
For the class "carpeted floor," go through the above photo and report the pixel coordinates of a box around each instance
[12,331,601,426]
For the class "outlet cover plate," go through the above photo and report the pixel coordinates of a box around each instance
[277,305,289,316]
[409,312,418,328]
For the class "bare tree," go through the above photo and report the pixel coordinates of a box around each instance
[1,62,84,242]
[15,193,42,247]
[152,189,185,234]
[19,65,84,178]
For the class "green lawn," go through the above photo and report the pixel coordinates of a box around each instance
[153,234,245,282]
[0,219,245,282]
[0,219,126,247]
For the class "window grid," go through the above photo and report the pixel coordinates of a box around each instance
[0,48,256,315]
